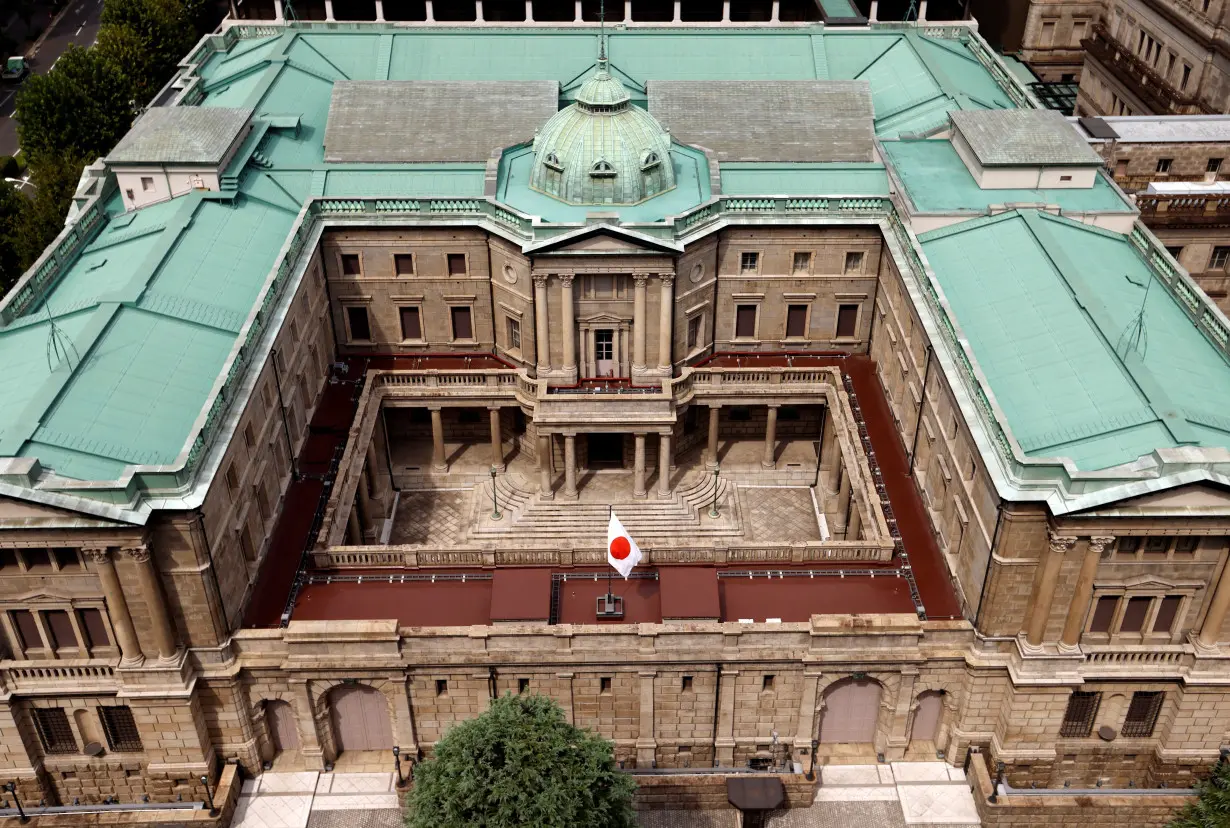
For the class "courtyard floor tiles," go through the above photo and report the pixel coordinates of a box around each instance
[233,772,404,828]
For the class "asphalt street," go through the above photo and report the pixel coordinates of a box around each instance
[0,0,106,158]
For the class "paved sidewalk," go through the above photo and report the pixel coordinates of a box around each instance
[233,771,403,828]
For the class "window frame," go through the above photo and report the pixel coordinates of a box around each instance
[686,313,704,353]
[734,304,760,340]
[1114,536,1200,560]
[98,705,143,753]
[398,305,424,343]
[1210,246,1230,270]
[1121,691,1164,738]
[449,305,476,343]
[1156,158,1173,173]
[343,304,373,344]
[446,253,469,276]
[393,253,415,277]
[784,304,810,340]
[339,252,363,277]
[33,707,78,755]
[790,251,812,275]
[1209,158,1224,174]
[835,303,860,340]
[2,600,118,661]
[738,251,761,276]
[843,251,865,274]
[1084,589,1193,644]
[505,315,522,353]
[1059,691,1101,739]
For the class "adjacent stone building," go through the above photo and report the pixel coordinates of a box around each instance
[0,16,1229,826]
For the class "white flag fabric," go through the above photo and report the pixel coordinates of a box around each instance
[606,511,642,578]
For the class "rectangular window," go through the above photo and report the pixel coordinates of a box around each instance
[340,254,361,276]
[1212,247,1230,270]
[1182,64,1192,90]
[435,679,448,696]
[1209,158,1223,174]
[792,252,811,273]
[836,304,859,338]
[518,678,530,694]
[12,610,42,651]
[79,609,110,650]
[1156,158,1173,173]
[1153,596,1182,633]
[399,307,422,341]
[447,253,467,275]
[1089,596,1118,633]
[1041,20,1055,46]
[1120,596,1152,632]
[45,610,77,651]
[1166,246,1185,261]
[762,674,775,691]
[99,706,143,752]
[844,251,864,273]
[346,306,372,342]
[1122,692,1163,738]
[1060,691,1101,738]
[739,252,759,274]
[140,176,154,192]
[785,305,808,338]
[34,708,77,755]
[244,423,256,449]
[506,317,521,351]
[600,677,612,694]
[394,253,414,276]
[687,315,702,350]
[450,307,474,340]
[682,675,693,692]
[735,305,757,338]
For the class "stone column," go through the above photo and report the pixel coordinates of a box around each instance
[821,406,840,491]
[475,0,483,20]
[534,275,551,373]
[430,408,447,471]
[324,0,334,20]
[633,276,648,371]
[538,433,554,500]
[272,0,284,21]
[1061,536,1114,648]
[347,508,362,545]
[123,545,177,662]
[524,0,532,21]
[869,0,877,21]
[424,0,434,21]
[657,433,672,498]
[561,275,576,378]
[721,0,730,21]
[793,670,822,765]
[714,668,737,765]
[366,441,386,504]
[918,0,927,20]
[658,275,674,370]
[489,408,504,471]
[1200,553,1230,647]
[84,548,142,666]
[836,467,851,533]
[356,464,374,540]
[1024,533,1076,647]
[707,406,720,469]
[770,0,779,21]
[633,434,647,499]
[636,671,657,768]
[563,435,579,500]
[762,405,779,469]
[574,0,582,21]
[624,0,630,20]
[847,496,862,540]
[672,0,681,21]
[393,678,419,757]
[374,0,384,20]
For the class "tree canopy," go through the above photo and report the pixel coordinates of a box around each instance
[405,693,637,828]
[1168,759,1230,828]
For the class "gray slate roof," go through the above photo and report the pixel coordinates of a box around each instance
[106,107,253,165]
[324,81,560,163]
[647,80,875,163]
[951,109,1101,167]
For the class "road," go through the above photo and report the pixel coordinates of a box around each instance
[0,0,106,158]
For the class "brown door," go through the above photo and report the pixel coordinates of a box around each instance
[910,691,943,743]
[267,700,299,754]
[330,686,393,753]
[818,678,881,744]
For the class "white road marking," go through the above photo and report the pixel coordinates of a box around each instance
[76,24,84,35]
[0,92,14,107]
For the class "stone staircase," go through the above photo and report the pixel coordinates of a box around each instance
[467,470,743,543]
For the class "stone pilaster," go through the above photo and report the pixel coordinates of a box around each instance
[84,547,143,666]
[122,544,177,662]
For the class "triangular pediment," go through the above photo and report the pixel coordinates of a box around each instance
[1077,482,1230,516]
[0,495,128,529]
[524,223,682,255]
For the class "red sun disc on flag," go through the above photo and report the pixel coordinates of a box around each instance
[609,535,631,560]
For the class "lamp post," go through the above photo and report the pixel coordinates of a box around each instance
[708,464,721,519]
[806,739,819,781]
[489,466,502,520]
[200,775,217,817]
[393,746,407,788]
[4,782,28,823]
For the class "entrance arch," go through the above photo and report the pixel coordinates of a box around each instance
[817,677,881,745]
[266,700,300,755]
[909,691,943,744]
[329,685,393,753]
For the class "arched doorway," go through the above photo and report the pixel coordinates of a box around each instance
[818,678,881,745]
[266,700,300,755]
[329,685,393,753]
[909,691,943,744]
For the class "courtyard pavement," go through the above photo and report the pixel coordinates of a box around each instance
[233,771,402,828]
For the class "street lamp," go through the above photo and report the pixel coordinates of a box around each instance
[393,746,407,788]
[200,775,217,817]
[4,782,28,823]
[489,466,502,521]
[806,739,819,781]
[708,464,721,519]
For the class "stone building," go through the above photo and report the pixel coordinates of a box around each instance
[0,15,1229,826]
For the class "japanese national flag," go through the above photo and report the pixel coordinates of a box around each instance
[607,511,642,578]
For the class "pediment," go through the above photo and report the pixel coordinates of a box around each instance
[524,223,682,255]
[580,312,627,324]
[1096,574,1205,591]
[1077,482,1230,517]
[0,495,127,529]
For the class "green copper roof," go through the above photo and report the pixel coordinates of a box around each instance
[720,163,889,196]
[919,210,1230,471]
[881,139,1132,215]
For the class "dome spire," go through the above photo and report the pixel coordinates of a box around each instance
[598,0,608,71]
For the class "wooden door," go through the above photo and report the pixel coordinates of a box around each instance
[818,678,881,744]
[267,700,299,753]
[910,691,943,743]
[330,686,393,753]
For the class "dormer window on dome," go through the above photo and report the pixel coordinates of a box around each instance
[590,158,617,178]
[543,152,563,171]
[641,151,661,171]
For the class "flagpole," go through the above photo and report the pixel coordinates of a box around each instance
[607,504,613,601]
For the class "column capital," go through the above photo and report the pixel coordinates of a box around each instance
[658,273,675,287]
[1047,533,1077,555]
[1089,536,1115,556]
[121,544,151,564]
[82,547,111,564]
[633,275,649,288]
[533,274,549,289]
[559,274,575,287]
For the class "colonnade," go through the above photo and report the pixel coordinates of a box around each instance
[84,545,179,665]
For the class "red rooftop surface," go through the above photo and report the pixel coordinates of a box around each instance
[247,353,963,628]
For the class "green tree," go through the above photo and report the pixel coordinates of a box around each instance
[15,47,133,174]
[405,694,637,828]
[0,181,29,296]
[1169,759,1230,828]
[14,154,85,272]
[98,0,197,105]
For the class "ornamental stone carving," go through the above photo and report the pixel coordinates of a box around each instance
[659,274,675,287]
[559,274,574,287]
[1047,533,1077,555]
[533,274,548,290]
[82,547,111,564]
[121,545,151,564]
[1090,536,1115,558]
[634,275,649,288]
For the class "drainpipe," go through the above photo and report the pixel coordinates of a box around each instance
[907,345,933,473]
[973,505,1005,628]
[813,402,828,488]
[271,349,300,480]
[712,662,722,767]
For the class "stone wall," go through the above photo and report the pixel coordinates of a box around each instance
[632,772,816,811]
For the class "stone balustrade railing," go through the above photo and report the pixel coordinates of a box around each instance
[2,661,119,693]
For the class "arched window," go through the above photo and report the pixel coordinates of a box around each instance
[641,150,661,171]
[542,152,563,172]
[590,158,617,178]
